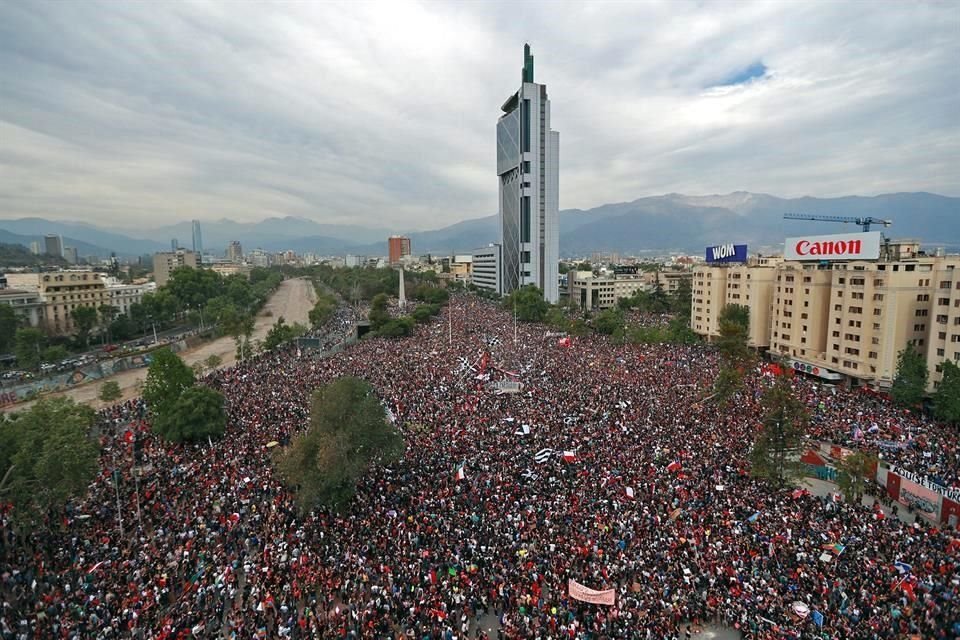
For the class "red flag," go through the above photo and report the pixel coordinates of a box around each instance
[563,450,576,463]
[124,430,134,444]
[666,461,682,473]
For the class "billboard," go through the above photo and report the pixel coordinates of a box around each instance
[705,243,748,263]
[784,231,881,261]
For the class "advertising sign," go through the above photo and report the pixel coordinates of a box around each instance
[896,475,942,516]
[784,231,881,261]
[705,243,748,264]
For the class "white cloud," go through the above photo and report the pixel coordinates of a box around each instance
[0,0,956,231]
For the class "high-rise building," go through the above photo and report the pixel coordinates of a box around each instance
[471,245,502,295]
[496,44,559,303]
[63,247,78,264]
[152,250,199,287]
[388,236,411,265]
[226,240,243,262]
[29,241,40,255]
[192,220,203,254]
[171,238,179,251]
[44,234,63,257]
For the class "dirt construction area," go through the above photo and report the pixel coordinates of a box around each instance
[3,277,317,413]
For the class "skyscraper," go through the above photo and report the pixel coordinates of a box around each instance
[388,236,411,265]
[44,234,63,258]
[192,220,203,254]
[496,44,559,303]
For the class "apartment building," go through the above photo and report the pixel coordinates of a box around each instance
[35,270,109,335]
[152,250,199,287]
[568,272,646,311]
[926,262,960,391]
[691,256,780,347]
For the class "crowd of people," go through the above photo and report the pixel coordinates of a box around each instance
[1,294,958,639]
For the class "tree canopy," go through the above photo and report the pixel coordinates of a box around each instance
[890,346,928,410]
[0,305,19,354]
[13,327,45,370]
[502,285,549,323]
[263,316,307,351]
[0,398,99,525]
[750,374,808,488]
[933,360,960,425]
[278,377,404,511]
[142,348,195,415]
[835,451,878,504]
[152,386,227,443]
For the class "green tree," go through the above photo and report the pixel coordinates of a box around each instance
[204,354,223,371]
[263,316,306,351]
[933,360,960,424]
[142,348,195,415]
[368,293,390,331]
[714,304,753,404]
[152,386,226,443]
[890,346,928,411]
[99,380,122,403]
[71,306,99,347]
[376,317,415,338]
[277,377,404,511]
[666,317,699,344]
[108,313,135,342]
[671,277,693,316]
[835,451,878,504]
[502,285,549,322]
[14,327,45,370]
[592,308,624,335]
[750,374,808,488]
[41,345,69,363]
[0,398,98,526]
[98,305,119,342]
[0,305,20,353]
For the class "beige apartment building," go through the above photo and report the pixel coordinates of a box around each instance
[153,250,199,287]
[569,272,646,311]
[692,256,780,348]
[927,262,960,391]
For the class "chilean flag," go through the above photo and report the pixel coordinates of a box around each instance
[455,464,466,482]
[562,450,576,463]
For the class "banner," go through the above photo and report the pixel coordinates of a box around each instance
[568,579,616,606]
[896,475,941,516]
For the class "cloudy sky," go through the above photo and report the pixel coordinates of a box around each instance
[1,1,957,231]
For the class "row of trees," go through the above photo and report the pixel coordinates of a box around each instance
[890,346,960,424]
[369,285,450,338]
[142,348,226,443]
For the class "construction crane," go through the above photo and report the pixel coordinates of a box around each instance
[783,213,892,232]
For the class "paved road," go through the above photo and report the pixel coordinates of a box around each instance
[3,278,317,412]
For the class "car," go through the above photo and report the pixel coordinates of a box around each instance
[103,344,118,352]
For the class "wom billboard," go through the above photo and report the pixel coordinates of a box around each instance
[705,243,748,263]
[784,231,881,261]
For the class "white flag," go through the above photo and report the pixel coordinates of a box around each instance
[534,448,554,464]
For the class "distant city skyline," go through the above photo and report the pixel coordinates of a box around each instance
[0,1,957,230]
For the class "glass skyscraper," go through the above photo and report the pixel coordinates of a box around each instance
[496,44,559,303]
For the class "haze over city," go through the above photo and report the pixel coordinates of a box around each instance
[1,1,958,230]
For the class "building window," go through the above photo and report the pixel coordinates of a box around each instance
[520,197,531,243]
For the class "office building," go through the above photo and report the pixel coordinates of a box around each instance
[171,238,179,251]
[388,236,411,265]
[471,245,502,295]
[226,240,243,262]
[927,264,960,391]
[63,247,78,264]
[152,250,199,287]
[0,288,45,328]
[29,241,40,255]
[44,234,63,258]
[497,44,559,303]
[101,277,156,316]
[569,272,646,311]
[192,220,203,254]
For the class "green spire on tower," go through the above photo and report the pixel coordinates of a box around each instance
[522,43,534,83]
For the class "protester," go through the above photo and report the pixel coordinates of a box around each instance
[1,295,957,639]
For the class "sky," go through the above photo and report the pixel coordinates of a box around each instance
[0,1,957,231]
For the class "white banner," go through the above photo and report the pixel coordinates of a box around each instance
[784,231,881,261]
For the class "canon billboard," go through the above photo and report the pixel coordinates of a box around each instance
[784,231,881,261]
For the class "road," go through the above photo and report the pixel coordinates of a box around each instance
[3,277,317,412]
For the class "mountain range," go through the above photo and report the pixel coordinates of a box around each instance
[1,192,957,259]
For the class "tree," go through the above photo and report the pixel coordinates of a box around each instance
[890,346,928,411]
[204,354,222,371]
[0,305,20,353]
[99,380,122,403]
[592,308,624,335]
[99,305,119,342]
[368,293,390,331]
[41,345,69,363]
[71,306,99,347]
[502,285,549,323]
[666,317,699,345]
[835,451,878,504]
[671,278,693,316]
[14,327,45,370]
[152,386,226,443]
[0,398,98,526]
[750,374,808,488]
[142,348,195,415]
[108,313,135,342]
[376,317,415,338]
[714,304,753,404]
[264,316,306,351]
[277,377,404,511]
[933,360,960,425]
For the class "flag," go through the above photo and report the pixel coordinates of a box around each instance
[454,464,466,482]
[901,580,916,601]
[821,542,846,555]
[669,508,682,521]
[123,430,134,444]
[521,468,538,481]
[624,487,635,500]
[534,448,554,464]
[811,611,824,627]
[514,425,531,435]
[562,450,576,463]
[747,512,760,524]
[666,461,682,473]
[894,561,912,574]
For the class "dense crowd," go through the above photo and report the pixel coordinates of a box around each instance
[1,295,958,639]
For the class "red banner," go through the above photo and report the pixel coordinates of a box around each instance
[568,579,616,606]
